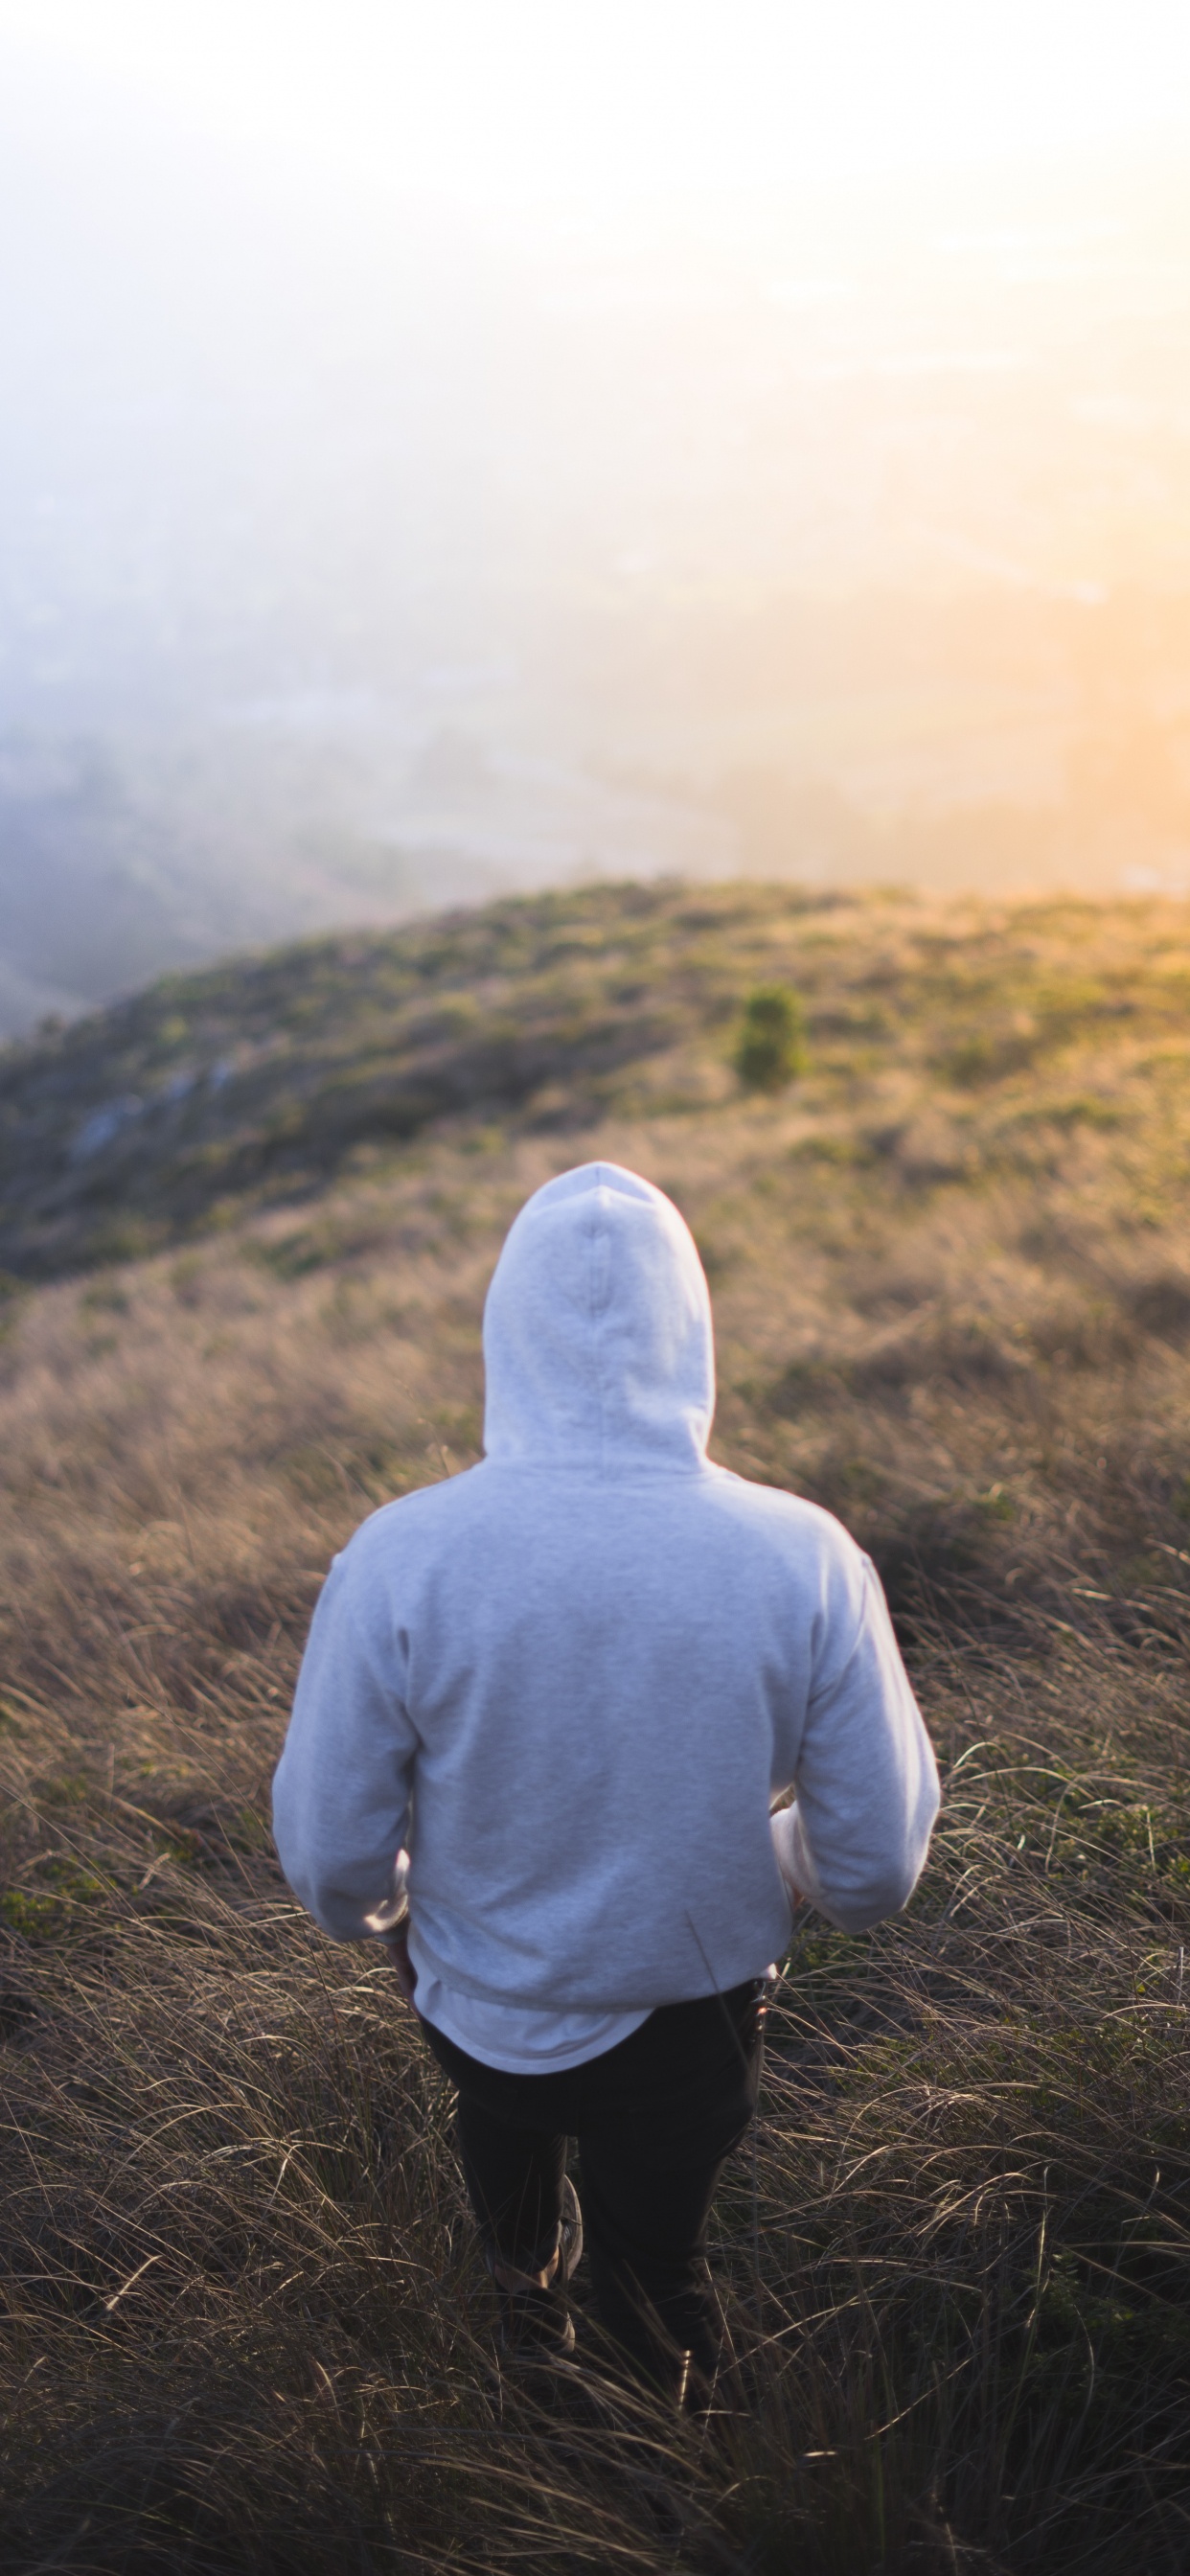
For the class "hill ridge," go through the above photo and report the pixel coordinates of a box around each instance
[4,875,1187,1284]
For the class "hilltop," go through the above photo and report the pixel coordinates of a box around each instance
[5,875,1190,1609]
[3,879,1190,2571]
[0,872,1174,1283]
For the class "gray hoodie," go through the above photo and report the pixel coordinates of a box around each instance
[272,1162,939,2011]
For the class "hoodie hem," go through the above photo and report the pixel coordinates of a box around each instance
[406,1928,789,2017]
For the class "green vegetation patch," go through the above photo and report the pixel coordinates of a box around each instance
[734,983,808,1091]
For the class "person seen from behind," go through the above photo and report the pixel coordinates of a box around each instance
[273,1162,940,2404]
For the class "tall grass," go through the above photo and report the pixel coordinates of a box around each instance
[5,1598,1189,2570]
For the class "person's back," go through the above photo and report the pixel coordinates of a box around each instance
[273,1161,940,2398]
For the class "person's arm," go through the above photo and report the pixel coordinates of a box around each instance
[272,1548,418,1944]
[773,1555,939,1935]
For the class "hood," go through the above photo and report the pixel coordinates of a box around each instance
[483,1162,716,1470]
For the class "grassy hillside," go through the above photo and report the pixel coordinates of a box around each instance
[3,880,1190,2571]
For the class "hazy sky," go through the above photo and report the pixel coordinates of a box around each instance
[5,1,1190,223]
[2,7,1190,726]
[4,3,1190,1020]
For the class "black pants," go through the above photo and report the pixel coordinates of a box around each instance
[423,1980,765,2397]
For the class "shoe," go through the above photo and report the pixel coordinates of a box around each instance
[487,2174,584,2362]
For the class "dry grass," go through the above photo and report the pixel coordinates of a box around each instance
[4,884,1190,2569]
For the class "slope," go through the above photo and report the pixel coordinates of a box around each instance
[2,879,1190,2571]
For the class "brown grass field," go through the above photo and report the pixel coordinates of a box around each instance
[4,880,1190,2571]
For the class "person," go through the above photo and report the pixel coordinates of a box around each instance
[272,1161,939,2404]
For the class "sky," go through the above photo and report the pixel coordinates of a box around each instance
[4,1,1190,1029]
[5,1,1190,222]
[3,0,1189,717]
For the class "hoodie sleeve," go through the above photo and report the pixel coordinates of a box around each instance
[272,1544,417,1941]
[771,1553,939,1936]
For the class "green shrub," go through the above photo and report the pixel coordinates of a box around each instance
[734,983,807,1091]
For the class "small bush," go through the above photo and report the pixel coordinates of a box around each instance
[734,984,807,1091]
